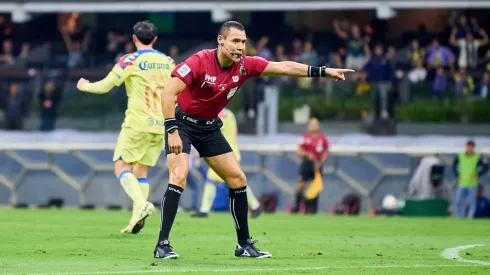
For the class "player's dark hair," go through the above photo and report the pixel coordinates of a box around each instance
[218,21,245,38]
[133,20,157,45]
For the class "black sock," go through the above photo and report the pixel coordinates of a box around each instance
[158,184,184,243]
[229,186,250,246]
[294,192,303,210]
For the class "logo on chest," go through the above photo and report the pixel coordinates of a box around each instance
[205,74,217,83]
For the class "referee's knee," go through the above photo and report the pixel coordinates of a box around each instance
[227,171,247,189]
[170,171,187,188]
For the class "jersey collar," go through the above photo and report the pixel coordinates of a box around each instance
[214,48,233,72]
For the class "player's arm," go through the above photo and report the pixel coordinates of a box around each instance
[77,55,133,94]
[77,69,118,94]
[260,61,354,81]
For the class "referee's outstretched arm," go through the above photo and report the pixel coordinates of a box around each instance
[260,61,354,81]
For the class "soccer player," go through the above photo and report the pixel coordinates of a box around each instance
[292,118,329,214]
[155,20,353,259]
[191,108,262,218]
[76,21,175,234]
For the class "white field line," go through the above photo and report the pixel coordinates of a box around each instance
[441,244,490,265]
[0,263,485,275]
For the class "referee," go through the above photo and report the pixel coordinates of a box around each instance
[293,118,329,214]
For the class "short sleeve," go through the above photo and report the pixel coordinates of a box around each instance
[171,55,201,86]
[245,56,270,77]
[111,54,137,86]
[323,136,329,151]
[298,134,306,147]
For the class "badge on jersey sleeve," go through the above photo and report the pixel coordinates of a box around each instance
[227,87,238,100]
[177,64,191,77]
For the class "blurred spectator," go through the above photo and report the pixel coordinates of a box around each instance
[19,42,30,59]
[245,39,256,56]
[363,44,393,119]
[38,81,61,132]
[333,19,367,70]
[60,13,91,68]
[426,39,454,69]
[453,140,489,219]
[432,67,448,97]
[454,15,471,39]
[106,31,128,54]
[275,44,288,62]
[0,39,15,66]
[408,59,427,84]
[475,72,490,99]
[256,36,273,60]
[300,41,318,66]
[290,38,302,62]
[450,27,488,69]
[169,45,179,60]
[114,41,135,63]
[356,72,370,96]
[407,39,425,68]
[475,184,490,218]
[454,67,475,96]
[6,83,24,130]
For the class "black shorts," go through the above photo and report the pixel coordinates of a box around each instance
[164,105,233,158]
[298,159,322,182]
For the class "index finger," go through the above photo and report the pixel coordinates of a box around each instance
[340,69,355,73]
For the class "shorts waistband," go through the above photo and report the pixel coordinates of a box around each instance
[175,104,219,127]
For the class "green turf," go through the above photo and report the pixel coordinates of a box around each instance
[0,208,489,275]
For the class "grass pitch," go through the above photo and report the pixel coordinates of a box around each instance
[0,208,489,275]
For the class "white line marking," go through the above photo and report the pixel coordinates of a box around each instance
[0,264,485,275]
[441,244,490,265]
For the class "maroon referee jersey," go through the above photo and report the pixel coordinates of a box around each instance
[171,49,269,119]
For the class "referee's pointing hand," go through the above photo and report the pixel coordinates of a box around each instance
[168,131,183,155]
[325,68,355,82]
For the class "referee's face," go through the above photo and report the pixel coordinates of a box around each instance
[221,28,247,62]
[308,118,320,133]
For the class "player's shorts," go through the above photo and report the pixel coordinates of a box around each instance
[113,127,164,167]
[164,104,232,158]
[298,158,323,182]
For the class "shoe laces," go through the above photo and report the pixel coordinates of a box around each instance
[247,238,261,252]
[163,245,174,253]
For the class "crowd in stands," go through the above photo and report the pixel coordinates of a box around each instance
[0,12,490,130]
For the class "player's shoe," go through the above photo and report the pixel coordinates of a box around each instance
[154,239,179,259]
[250,208,262,219]
[120,201,155,234]
[235,238,272,258]
[190,211,208,218]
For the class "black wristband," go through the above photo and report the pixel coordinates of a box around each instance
[164,118,178,133]
[308,66,326,78]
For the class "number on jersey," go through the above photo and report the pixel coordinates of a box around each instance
[145,86,164,114]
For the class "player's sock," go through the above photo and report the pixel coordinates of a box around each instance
[119,170,145,206]
[138,178,150,200]
[247,186,260,211]
[158,184,184,241]
[199,181,217,213]
[293,191,303,211]
[229,186,250,246]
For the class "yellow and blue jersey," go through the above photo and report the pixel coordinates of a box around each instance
[112,49,175,134]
